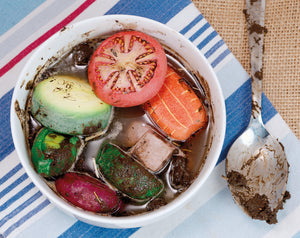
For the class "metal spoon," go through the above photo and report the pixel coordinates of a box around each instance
[225,0,289,224]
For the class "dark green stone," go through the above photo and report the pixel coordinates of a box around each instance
[31,128,80,177]
[96,143,164,202]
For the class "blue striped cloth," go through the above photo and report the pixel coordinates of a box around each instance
[1,0,300,237]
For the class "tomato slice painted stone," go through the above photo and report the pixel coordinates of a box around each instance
[88,31,167,107]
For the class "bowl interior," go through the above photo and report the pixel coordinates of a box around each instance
[10,15,226,228]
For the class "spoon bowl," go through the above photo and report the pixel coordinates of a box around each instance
[226,117,289,223]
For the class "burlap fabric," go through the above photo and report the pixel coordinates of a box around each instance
[192,0,300,139]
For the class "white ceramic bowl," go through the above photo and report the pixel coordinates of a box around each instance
[10,15,226,228]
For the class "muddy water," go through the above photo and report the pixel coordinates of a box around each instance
[24,36,212,216]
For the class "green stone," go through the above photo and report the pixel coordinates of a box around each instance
[31,128,80,177]
[31,75,113,135]
[96,143,164,202]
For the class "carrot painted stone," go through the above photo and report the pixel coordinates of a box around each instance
[144,66,208,141]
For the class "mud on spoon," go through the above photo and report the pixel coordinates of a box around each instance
[225,0,290,224]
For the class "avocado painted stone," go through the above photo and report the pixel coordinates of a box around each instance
[31,75,112,135]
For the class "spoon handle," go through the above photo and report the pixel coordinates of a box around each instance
[244,0,266,120]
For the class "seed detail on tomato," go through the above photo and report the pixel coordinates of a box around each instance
[88,31,167,107]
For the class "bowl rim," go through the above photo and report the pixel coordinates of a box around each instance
[10,14,226,228]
